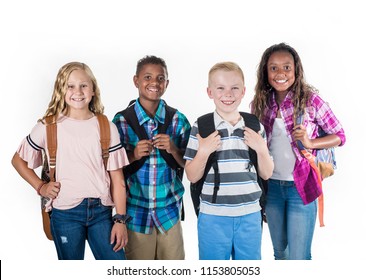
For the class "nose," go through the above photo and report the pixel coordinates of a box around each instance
[224,88,233,97]
[151,77,161,84]
[276,68,287,76]
[73,85,84,94]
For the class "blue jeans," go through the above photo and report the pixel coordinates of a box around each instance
[198,212,262,260]
[50,198,126,260]
[265,179,317,260]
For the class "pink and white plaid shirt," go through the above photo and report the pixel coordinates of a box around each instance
[258,91,346,204]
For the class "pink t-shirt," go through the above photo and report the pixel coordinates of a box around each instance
[17,114,129,211]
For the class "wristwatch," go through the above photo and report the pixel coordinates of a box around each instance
[112,214,132,224]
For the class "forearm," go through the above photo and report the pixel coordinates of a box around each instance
[309,134,341,150]
[109,169,127,215]
[185,151,210,183]
[256,150,274,180]
[11,152,44,191]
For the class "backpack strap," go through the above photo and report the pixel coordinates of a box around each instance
[118,100,150,180]
[197,113,220,204]
[239,112,268,210]
[42,115,57,240]
[96,114,111,169]
[44,115,57,182]
[158,104,182,174]
[191,113,220,206]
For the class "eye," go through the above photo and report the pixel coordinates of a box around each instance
[67,84,74,89]
[81,84,88,88]
[269,66,277,71]
[284,65,291,71]
[217,86,224,90]
[232,86,239,90]
[144,75,151,81]
[158,76,166,82]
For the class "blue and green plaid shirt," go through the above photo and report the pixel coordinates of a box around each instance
[113,99,191,234]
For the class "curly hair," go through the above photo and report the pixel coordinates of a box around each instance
[41,62,103,123]
[251,43,317,122]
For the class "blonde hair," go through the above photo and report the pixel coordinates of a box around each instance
[41,62,104,122]
[208,61,245,86]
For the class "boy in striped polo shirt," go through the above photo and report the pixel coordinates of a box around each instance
[184,62,273,260]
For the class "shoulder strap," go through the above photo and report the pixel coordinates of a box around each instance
[240,112,260,167]
[197,113,220,203]
[96,114,111,169]
[158,104,180,172]
[119,100,150,180]
[240,112,268,209]
[190,113,218,216]
[44,116,57,182]
[122,100,150,140]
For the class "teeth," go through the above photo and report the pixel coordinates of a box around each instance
[148,88,158,92]
[222,101,234,105]
[276,80,287,83]
[73,98,84,101]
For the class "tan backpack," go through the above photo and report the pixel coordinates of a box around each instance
[41,114,110,240]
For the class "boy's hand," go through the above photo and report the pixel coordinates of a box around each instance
[133,139,153,160]
[153,134,174,153]
[197,130,222,156]
[243,127,266,153]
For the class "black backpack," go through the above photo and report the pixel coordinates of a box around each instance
[115,99,185,219]
[190,112,268,219]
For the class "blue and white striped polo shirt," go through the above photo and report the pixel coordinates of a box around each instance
[184,111,266,217]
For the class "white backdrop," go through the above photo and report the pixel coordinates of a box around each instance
[1,0,365,278]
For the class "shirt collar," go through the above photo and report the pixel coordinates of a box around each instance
[135,99,166,125]
[269,90,295,109]
[213,110,245,131]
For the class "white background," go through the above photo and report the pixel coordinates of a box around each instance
[1,0,365,278]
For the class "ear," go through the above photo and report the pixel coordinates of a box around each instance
[133,75,139,88]
[166,79,169,88]
[242,86,246,98]
[207,87,214,99]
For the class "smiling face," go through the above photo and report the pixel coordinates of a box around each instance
[267,51,295,96]
[207,69,245,117]
[64,69,95,115]
[133,63,169,105]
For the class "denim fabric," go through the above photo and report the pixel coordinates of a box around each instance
[50,198,126,260]
[198,212,262,260]
[265,179,317,260]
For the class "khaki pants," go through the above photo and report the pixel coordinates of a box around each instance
[125,220,185,260]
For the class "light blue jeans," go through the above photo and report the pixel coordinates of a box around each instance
[198,211,262,260]
[50,198,126,260]
[265,179,317,260]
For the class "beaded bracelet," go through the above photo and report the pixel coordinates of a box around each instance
[36,181,47,196]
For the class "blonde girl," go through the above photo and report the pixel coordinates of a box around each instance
[12,62,130,260]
